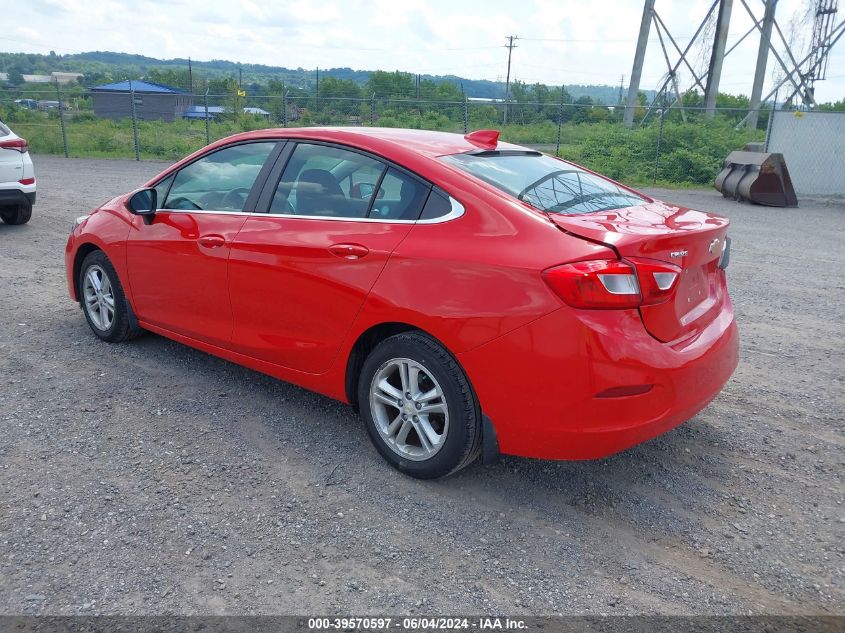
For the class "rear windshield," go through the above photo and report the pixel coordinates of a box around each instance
[442,152,646,215]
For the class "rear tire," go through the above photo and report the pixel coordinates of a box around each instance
[78,250,142,343]
[358,332,481,479]
[0,203,32,225]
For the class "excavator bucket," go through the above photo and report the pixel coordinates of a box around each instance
[714,151,798,207]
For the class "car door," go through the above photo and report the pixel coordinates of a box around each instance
[125,141,280,347]
[227,142,429,373]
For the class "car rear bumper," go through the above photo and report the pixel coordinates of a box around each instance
[0,189,36,207]
[457,294,739,460]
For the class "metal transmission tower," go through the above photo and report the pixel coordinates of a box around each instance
[704,0,734,118]
[747,0,779,130]
[737,0,843,127]
[503,35,518,125]
[624,0,733,127]
[626,0,843,130]
[623,0,655,128]
[803,1,839,102]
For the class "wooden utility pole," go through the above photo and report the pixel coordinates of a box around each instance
[503,35,518,125]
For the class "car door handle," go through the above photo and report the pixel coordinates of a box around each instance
[329,243,369,259]
[198,235,226,248]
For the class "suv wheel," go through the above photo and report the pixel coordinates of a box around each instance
[0,203,32,225]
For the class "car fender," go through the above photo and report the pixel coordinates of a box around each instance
[66,207,135,305]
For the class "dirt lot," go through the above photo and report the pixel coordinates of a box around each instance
[0,155,843,616]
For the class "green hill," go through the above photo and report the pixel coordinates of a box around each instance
[0,50,651,103]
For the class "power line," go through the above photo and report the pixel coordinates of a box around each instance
[519,35,696,42]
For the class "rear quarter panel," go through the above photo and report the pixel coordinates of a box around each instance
[343,187,616,357]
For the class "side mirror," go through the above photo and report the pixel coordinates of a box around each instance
[128,188,158,223]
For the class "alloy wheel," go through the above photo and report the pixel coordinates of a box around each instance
[368,358,450,461]
[82,264,116,331]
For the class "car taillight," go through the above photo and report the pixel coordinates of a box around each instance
[0,138,28,153]
[542,258,680,310]
[543,260,640,309]
[628,257,681,306]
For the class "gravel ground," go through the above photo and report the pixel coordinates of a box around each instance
[0,155,842,616]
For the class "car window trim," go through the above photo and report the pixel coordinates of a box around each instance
[256,195,465,224]
[151,137,466,224]
[364,165,389,218]
[152,209,255,217]
[154,139,284,213]
[155,173,176,208]
[243,141,287,212]
[254,141,296,212]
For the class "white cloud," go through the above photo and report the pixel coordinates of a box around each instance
[9,0,844,102]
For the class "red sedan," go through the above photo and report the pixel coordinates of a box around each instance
[65,127,738,478]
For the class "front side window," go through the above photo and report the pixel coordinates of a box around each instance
[164,142,276,212]
[442,152,645,215]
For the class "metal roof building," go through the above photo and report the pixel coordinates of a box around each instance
[182,105,226,120]
[243,107,271,117]
[91,80,192,121]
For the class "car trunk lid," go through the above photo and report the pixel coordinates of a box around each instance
[549,200,730,343]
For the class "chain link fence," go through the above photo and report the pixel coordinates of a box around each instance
[2,84,842,189]
[766,110,845,196]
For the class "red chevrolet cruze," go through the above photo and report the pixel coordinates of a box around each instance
[65,127,738,478]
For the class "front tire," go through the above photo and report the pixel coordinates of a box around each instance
[358,332,481,479]
[79,250,142,343]
[0,203,32,225]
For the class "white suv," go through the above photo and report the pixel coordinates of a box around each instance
[0,119,36,225]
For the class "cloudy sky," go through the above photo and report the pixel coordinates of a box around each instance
[7,0,845,103]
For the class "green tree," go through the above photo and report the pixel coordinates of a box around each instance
[319,76,362,99]
[7,69,24,85]
[146,68,191,91]
[570,95,594,124]
[366,71,415,98]
[818,100,845,111]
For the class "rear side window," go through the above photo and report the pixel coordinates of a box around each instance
[442,152,645,215]
[369,168,430,221]
[419,188,453,221]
